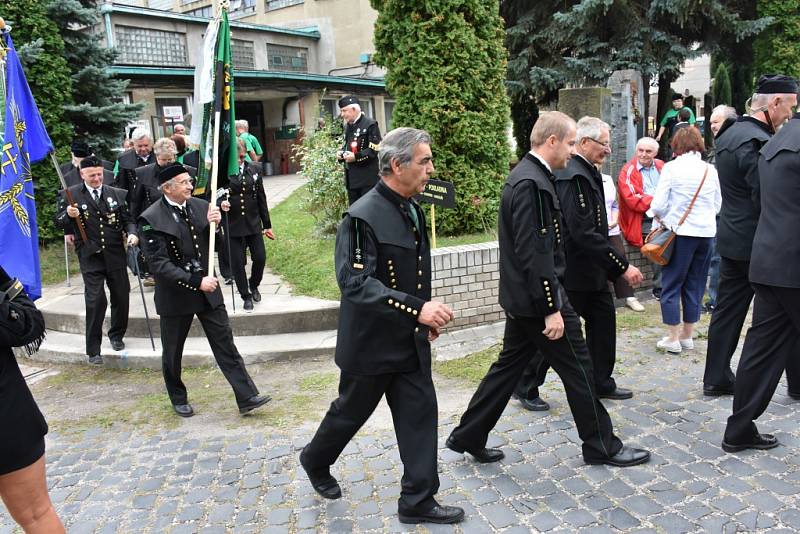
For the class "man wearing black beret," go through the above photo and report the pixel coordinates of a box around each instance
[655,93,696,145]
[55,156,137,364]
[61,140,116,189]
[703,74,799,398]
[138,164,270,418]
[337,95,382,205]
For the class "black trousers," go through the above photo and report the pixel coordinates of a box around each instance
[347,184,373,206]
[450,293,623,462]
[301,366,439,513]
[514,351,548,400]
[724,285,800,444]
[82,268,129,356]
[216,229,232,280]
[704,257,752,388]
[229,233,266,299]
[160,304,259,407]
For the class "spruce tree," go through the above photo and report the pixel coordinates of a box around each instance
[754,0,800,80]
[712,63,733,107]
[371,0,511,235]
[3,2,74,243]
[48,0,143,158]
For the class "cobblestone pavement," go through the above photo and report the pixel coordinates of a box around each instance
[4,310,800,533]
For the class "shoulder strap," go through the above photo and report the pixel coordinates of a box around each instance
[677,164,709,227]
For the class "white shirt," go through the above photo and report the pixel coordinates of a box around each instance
[601,173,620,236]
[529,150,552,173]
[84,184,102,200]
[164,196,187,210]
[649,152,721,237]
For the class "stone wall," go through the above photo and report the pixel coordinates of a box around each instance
[431,241,655,330]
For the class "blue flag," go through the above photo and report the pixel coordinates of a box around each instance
[0,31,54,300]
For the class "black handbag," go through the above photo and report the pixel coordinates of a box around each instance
[641,165,709,266]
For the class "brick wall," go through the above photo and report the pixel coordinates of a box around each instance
[431,240,655,331]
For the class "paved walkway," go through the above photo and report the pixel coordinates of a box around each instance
[5,307,800,533]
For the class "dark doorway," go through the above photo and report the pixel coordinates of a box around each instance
[237,101,266,158]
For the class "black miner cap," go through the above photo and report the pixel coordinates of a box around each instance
[158,163,188,184]
[672,93,684,101]
[338,95,359,108]
[71,140,91,157]
[755,74,799,95]
[79,155,103,169]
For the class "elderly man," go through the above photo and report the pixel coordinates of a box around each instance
[337,95,382,205]
[131,138,197,220]
[709,105,738,140]
[55,156,138,364]
[299,128,464,524]
[723,110,800,452]
[618,137,665,300]
[139,164,270,418]
[447,111,650,469]
[173,124,186,136]
[235,120,263,163]
[115,128,155,204]
[703,74,799,397]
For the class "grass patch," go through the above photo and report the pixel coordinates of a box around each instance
[433,344,500,385]
[299,372,338,392]
[39,241,80,286]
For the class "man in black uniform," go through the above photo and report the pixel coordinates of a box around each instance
[337,95,381,205]
[447,111,650,468]
[703,74,799,396]
[139,164,270,418]
[62,140,116,188]
[130,137,197,220]
[299,128,464,525]
[115,128,155,204]
[722,110,800,452]
[55,156,137,364]
[223,140,274,311]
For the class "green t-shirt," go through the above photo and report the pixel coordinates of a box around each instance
[659,106,696,127]
[239,132,263,162]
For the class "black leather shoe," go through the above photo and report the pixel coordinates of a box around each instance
[399,504,465,524]
[173,403,194,417]
[445,436,504,463]
[585,446,650,467]
[243,298,254,311]
[787,391,800,400]
[513,393,550,411]
[299,447,342,499]
[250,287,261,302]
[238,394,271,415]
[110,339,125,351]
[88,354,103,365]
[703,384,735,396]
[598,388,633,400]
[722,433,779,453]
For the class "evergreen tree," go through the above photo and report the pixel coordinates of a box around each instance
[371,0,512,235]
[712,63,733,106]
[3,2,74,243]
[48,0,143,158]
[754,0,800,80]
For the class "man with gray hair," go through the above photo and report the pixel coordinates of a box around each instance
[300,128,464,524]
[336,95,382,205]
[703,74,798,397]
[114,127,155,204]
[235,119,263,163]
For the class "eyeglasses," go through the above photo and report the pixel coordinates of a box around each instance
[586,137,611,150]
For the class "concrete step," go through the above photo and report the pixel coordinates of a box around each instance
[34,328,338,370]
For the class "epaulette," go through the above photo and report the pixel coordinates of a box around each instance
[352,218,364,270]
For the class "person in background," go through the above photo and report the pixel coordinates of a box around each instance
[650,128,721,354]
[603,171,643,311]
[0,266,65,534]
[115,128,154,205]
[655,93,696,144]
[236,120,263,163]
[337,95,382,205]
[173,124,186,135]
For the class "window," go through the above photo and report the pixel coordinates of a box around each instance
[230,0,256,17]
[266,0,303,10]
[115,26,188,66]
[231,39,255,70]
[267,44,308,72]
[384,100,396,131]
[185,6,213,17]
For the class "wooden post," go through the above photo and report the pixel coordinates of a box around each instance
[430,204,437,249]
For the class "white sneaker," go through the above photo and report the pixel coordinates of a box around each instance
[625,297,645,312]
[679,338,694,350]
[657,337,682,354]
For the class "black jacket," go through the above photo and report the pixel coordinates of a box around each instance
[334,180,431,375]
[130,163,197,220]
[63,167,118,189]
[226,163,271,237]
[750,114,800,288]
[341,114,381,190]
[139,197,224,316]
[0,269,48,459]
[554,155,628,291]
[714,117,772,260]
[498,153,565,318]
[55,184,136,273]
[115,149,155,197]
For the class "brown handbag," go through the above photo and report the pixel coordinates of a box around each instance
[641,165,709,266]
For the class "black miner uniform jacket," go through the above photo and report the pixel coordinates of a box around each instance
[334,180,431,375]
[714,117,772,260]
[554,155,628,291]
[55,184,136,273]
[750,113,800,288]
[63,166,118,189]
[130,163,198,219]
[116,149,155,200]
[227,163,271,237]
[342,114,381,190]
[139,197,224,317]
[498,154,567,318]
